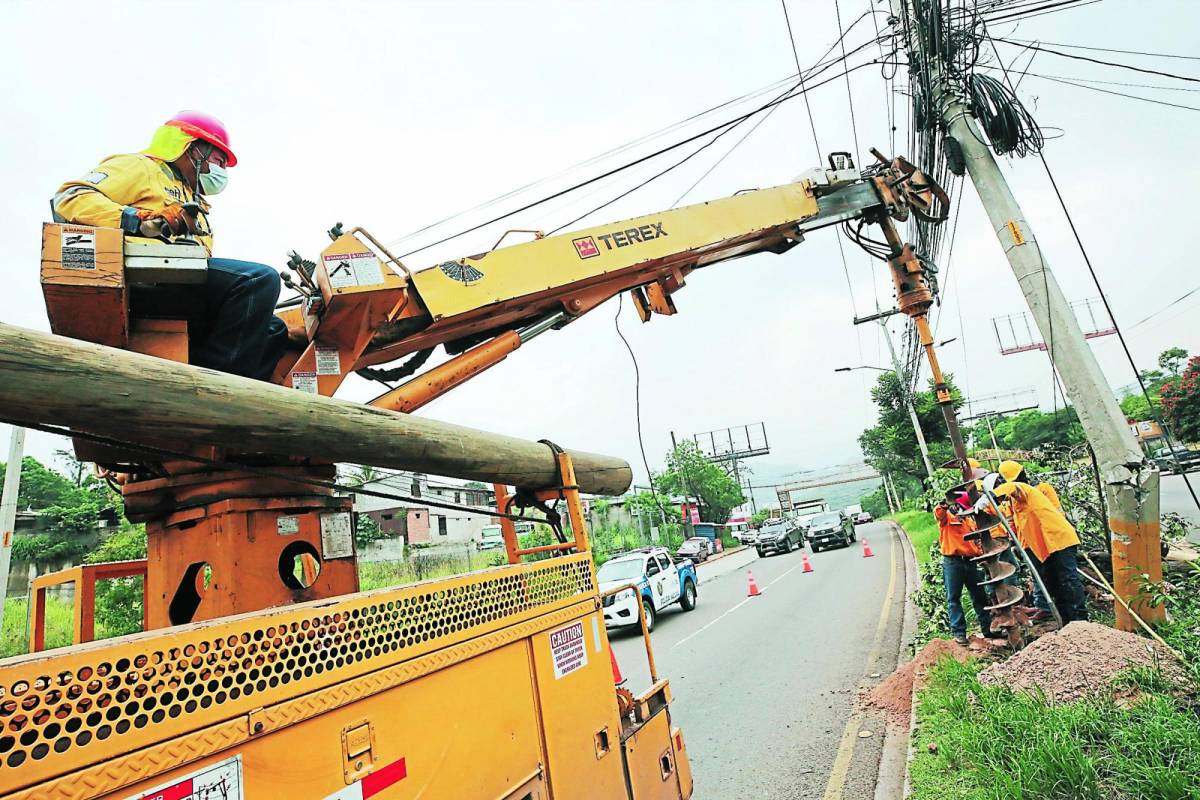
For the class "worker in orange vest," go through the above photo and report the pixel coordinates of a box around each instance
[933,499,995,645]
[991,461,1087,623]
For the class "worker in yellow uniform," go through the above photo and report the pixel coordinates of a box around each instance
[52,111,288,381]
[991,461,1088,623]
[934,500,995,645]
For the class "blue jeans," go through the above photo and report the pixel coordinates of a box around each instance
[943,555,992,638]
[1041,546,1089,623]
[193,258,289,381]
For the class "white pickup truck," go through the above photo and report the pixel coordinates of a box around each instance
[597,547,699,631]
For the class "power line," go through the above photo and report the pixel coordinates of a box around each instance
[392,36,886,259]
[1000,37,1200,62]
[1019,73,1200,112]
[1130,285,1200,329]
[782,0,824,159]
[993,38,1200,84]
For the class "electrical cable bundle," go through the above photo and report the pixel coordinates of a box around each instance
[966,72,1045,156]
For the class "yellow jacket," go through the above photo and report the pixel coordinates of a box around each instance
[53,153,213,253]
[1001,481,1079,561]
[1036,482,1062,510]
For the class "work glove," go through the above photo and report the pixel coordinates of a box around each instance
[134,205,198,237]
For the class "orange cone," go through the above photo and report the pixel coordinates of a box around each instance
[609,647,625,685]
[802,552,814,573]
[862,538,875,558]
[746,570,763,597]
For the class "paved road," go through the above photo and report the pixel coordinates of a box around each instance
[610,522,907,799]
[1161,472,1200,543]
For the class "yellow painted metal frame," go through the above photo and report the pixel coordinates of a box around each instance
[0,553,597,796]
[411,181,819,321]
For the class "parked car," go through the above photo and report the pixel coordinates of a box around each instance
[676,537,710,564]
[854,511,874,525]
[738,528,760,546]
[1152,445,1200,474]
[807,511,856,552]
[597,547,699,631]
[756,520,803,557]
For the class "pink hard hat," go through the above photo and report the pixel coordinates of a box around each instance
[165,110,237,166]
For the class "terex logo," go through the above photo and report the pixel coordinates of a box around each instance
[572,236,600,259]
[596,222,668,251]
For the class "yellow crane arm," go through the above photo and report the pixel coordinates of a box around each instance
[276,151,944,408]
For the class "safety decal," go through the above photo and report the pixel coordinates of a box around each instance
[320,511,354,559]
[60,225,96,270]
[438,260,485,284]
[572,236,599,259]
[123,753,243,800]
[83,171,109,184]
[325,251,385,289]
[549,620,588,679]
[315,346,341,376]
[290,371,318,394]
[323,757,408,800]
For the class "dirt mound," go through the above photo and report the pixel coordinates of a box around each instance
[863,639,970,722]
[978,621,1186,703]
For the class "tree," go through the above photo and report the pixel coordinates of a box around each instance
[0,456,111,562]
[85,521,147,637]
[857,372,964,501]
[984,408,1085,451]
[1159,347,1189,377]
[1120,393,1154,423]
[654,442,744,524]
[1161,355,1200,443]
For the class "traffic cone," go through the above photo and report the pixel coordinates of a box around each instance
[746,570,763,597]
[862,538,875,558]
[802,551,814,573]
[609,647,625,686]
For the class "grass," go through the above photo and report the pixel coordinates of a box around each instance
[909,656,1200,800]
[1,597,74,658]
[889,510,938,565]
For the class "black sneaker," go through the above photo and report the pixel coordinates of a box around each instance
[953,634,969,646]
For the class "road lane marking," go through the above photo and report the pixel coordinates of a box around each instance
[822,529,898,800]
[669,558,808,650]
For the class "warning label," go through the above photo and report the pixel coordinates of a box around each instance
[276,516,300,535]
[291,371,318,394]
[324,251,384,289]
[549,621,588,679]
[315,347,341,376]
[124,754,242,800]
[61,225,96,270]
[321,512,354,559]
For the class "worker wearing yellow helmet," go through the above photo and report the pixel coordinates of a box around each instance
[52,112,288,381]
[991,461,1087,623]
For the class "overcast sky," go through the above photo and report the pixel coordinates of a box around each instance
[2,0,1197,507]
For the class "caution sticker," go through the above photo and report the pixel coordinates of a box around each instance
[320,511,354,559]
[123,754,243,800]
[277,516,300,535]
[324,251,384,289]
[61,225,96,270]
[291,371,318,394]
[549,620,588,679]
[315,346,341,376]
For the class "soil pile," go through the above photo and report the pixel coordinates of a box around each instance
[979,621,1185,703]
[863,638,970,721]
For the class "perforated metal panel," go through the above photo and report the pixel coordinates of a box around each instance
[0,554,595,795]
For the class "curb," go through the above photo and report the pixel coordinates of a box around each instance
[873,522,916,800]
[874,520,920,800]
[694,546,756,587]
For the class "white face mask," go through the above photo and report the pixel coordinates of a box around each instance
[199,163,228,195]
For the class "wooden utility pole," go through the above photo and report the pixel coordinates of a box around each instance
[0,323,632,496]
[0,426,25,632]
[896,0,1161,628]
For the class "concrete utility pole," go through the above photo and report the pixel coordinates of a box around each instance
[0,426,26,632]
[879,319,936,479]
[912,18,1161,629]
